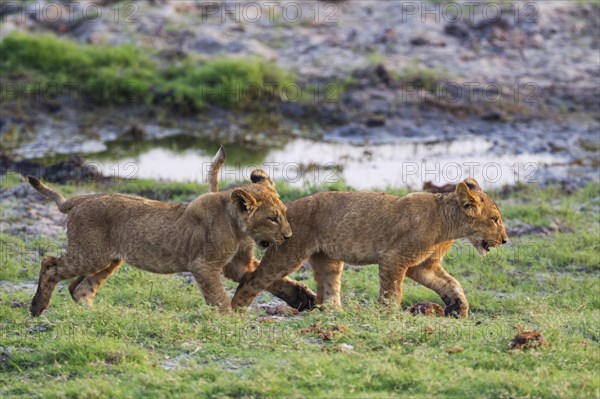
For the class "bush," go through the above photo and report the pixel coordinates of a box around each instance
[162,57,295,110]
[0,33,296,110]
[0,32,158,104]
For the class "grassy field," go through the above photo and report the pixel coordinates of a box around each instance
[1,176,599,398]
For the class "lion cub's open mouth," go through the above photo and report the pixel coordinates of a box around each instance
[476,240,494,256]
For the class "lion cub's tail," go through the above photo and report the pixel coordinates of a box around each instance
[208,146,225,193]
[26,176,68,213]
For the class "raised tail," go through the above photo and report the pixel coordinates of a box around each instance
[208,146,225,193]
[26,176,68,213]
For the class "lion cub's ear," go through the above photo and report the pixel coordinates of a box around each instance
[231,189,257,214]
[250,169,274,188]
[456,182,481,216]
[463,178,481,191]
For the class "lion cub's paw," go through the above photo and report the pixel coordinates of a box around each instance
[289,284,317,311]
[443,297,469,319]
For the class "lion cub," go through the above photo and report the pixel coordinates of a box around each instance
[27,162,295,316]
[232,179,508,319]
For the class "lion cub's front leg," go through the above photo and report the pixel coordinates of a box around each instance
[405,242,469,319]
[223,240,316,311]
[191,259,231,312]
[406,258,469,319]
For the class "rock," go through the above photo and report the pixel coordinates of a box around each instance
[1,154,42,178]
[505,220,556,237]
[278,102,307,119]
[444,2,541,51]
[481,111,508,122]
[374,64,392,86]
[0,184,45,201]
[509,330,548,351]
[325,124,370,140]
[1,154,109,184]
[300,323,347,341]
[122,124,146,142]
[0,347,12,369]
[410,37,430,46]
[0,183,68,239]
[376,28,397,44]
[11,301,27,308]
[184,30,228,55]
[444,23,470,40]
[259,304,298,316]
[185,30,277,60]
[408,302,444,317]
[160,347,201,371]
[365,115,386,127]
[27,326,49,333]
[335,343,354,352]
[43,154,100,183]
[446,346,464,354]
[410,36,446,47]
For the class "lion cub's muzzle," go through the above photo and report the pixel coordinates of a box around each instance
[282,225,292,240]
[259,233,291,249]
[475,236,508,256]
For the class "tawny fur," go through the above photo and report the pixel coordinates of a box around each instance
[232,179,508,319]
[26,160,315,316]
[205,149,316,310]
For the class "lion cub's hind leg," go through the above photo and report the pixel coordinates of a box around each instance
[31,240,117,316]
[308,253,344,310]
[30,256,79,317]
[70,259,124,306]
[68,276,86,298]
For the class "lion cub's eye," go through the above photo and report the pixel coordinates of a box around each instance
[269,216,279,224]
[491,217,499,224]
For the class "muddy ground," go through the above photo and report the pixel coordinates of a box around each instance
[0,1,598,187]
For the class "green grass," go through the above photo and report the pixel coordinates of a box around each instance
[1,180,599,398]
[0,33,295,111]
[0,32,157,105]
[162,58,295,110]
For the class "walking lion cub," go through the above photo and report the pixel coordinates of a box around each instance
[231,178,508,318]
[27,149,315,316]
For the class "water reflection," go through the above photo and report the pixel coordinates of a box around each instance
[91,137,565,190]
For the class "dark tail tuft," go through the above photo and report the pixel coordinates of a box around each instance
[25,175,68,212]
[27,175,42,188]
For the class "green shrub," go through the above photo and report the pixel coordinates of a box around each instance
[0,32,158,104]
[162,57,295,110]
[0,33,296,110]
